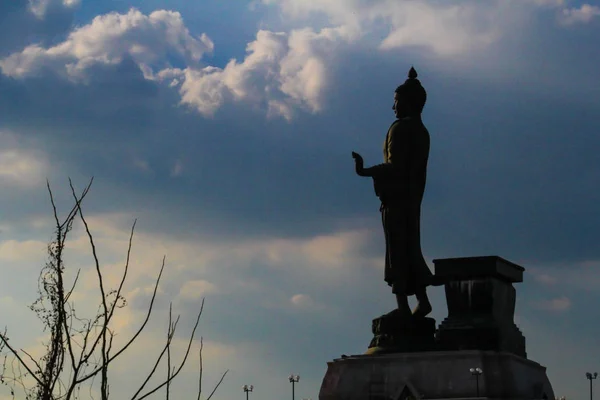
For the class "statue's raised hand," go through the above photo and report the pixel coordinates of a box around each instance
[352,151,366,176]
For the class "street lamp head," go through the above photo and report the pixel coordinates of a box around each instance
[289,374,300,382]
[470,367,483,375]
[587,373,592,379]
[243,385,254,392]
[595,372,599,379]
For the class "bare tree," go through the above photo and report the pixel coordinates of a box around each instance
[0,178,228,399]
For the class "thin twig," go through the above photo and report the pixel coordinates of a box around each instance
[68,178,110,400]
[206,370,229,400]
[197,337,203,400]
[130,315,180,400]
[135,301,205,400]
[166,303,172,400]
[73,258,166,385]
[0,336,44,387]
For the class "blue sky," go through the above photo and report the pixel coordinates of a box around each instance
[1,0,600,399]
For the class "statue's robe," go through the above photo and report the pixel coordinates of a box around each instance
[370,116,432,296]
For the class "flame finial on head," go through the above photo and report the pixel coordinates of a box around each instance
[408,66,418,79]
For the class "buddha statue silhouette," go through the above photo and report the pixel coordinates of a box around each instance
[352,66,433,319]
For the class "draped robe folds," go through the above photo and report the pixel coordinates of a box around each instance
[369,117,432,296]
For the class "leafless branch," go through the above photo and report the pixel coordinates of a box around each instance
[197,338,203,400]
[206,370,229,400]
[1,180,227,400]
[166,304,172,400]
[134,300,204,400]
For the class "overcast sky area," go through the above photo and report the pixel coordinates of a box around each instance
[1,0,600,399]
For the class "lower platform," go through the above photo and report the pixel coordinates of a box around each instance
[319,350,554,400]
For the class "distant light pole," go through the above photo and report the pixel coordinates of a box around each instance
[586,372,598,400]
[242,384,254,400]
[289,374,300,400]
[470,367,483,397]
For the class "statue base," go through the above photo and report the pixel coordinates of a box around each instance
[367,312,436,354]
[319,350,555,400]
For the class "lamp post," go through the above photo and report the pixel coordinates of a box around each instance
[289,374,300,400]
[242,384,254,400]
[470,367,483,397]
[586,372,598,400]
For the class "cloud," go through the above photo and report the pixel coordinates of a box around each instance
[535,296,572,312]
[179,279,219,300]
[531,0,567,7]
[0,239,46,262]
[290,293,312,306]
[0,149,47,187]
[0,8,214,81]
[28,0,80,19]
[1,7,354,120]
[528,267,558,286]
[376,2,503,55]
[0,131,48,187]
[0,209,379,311]
[161,25,354,119]
[534,273,558,286]
[289,293,326,312]
[527,260,600,292]
[559,4,600,25]
[170,159,184,177]
[261,0,526,56]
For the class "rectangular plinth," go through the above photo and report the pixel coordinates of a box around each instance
[433,256,524,283]
[319,350,554,400]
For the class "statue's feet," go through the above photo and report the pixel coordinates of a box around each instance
[412,299,432,318]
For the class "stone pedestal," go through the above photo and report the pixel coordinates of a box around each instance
[367,313,436,354]
[319,256,555,400]
[319,351,554,400]
[434,256,526,357]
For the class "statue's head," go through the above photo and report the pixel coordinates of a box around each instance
[393,66,427,118]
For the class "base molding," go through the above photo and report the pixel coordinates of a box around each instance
[319,350,554,400]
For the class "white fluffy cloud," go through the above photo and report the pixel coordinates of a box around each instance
[262,0,515,56]
[0,8,213,81]
[3,0,589,123]
[262,0,600,54]
[160,25,354,119]
[1,7,351,120]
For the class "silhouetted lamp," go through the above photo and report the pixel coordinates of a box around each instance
[470,367,483,397]
[289,374,300,400]
[586,372,598,400]
[242,384,254,400]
